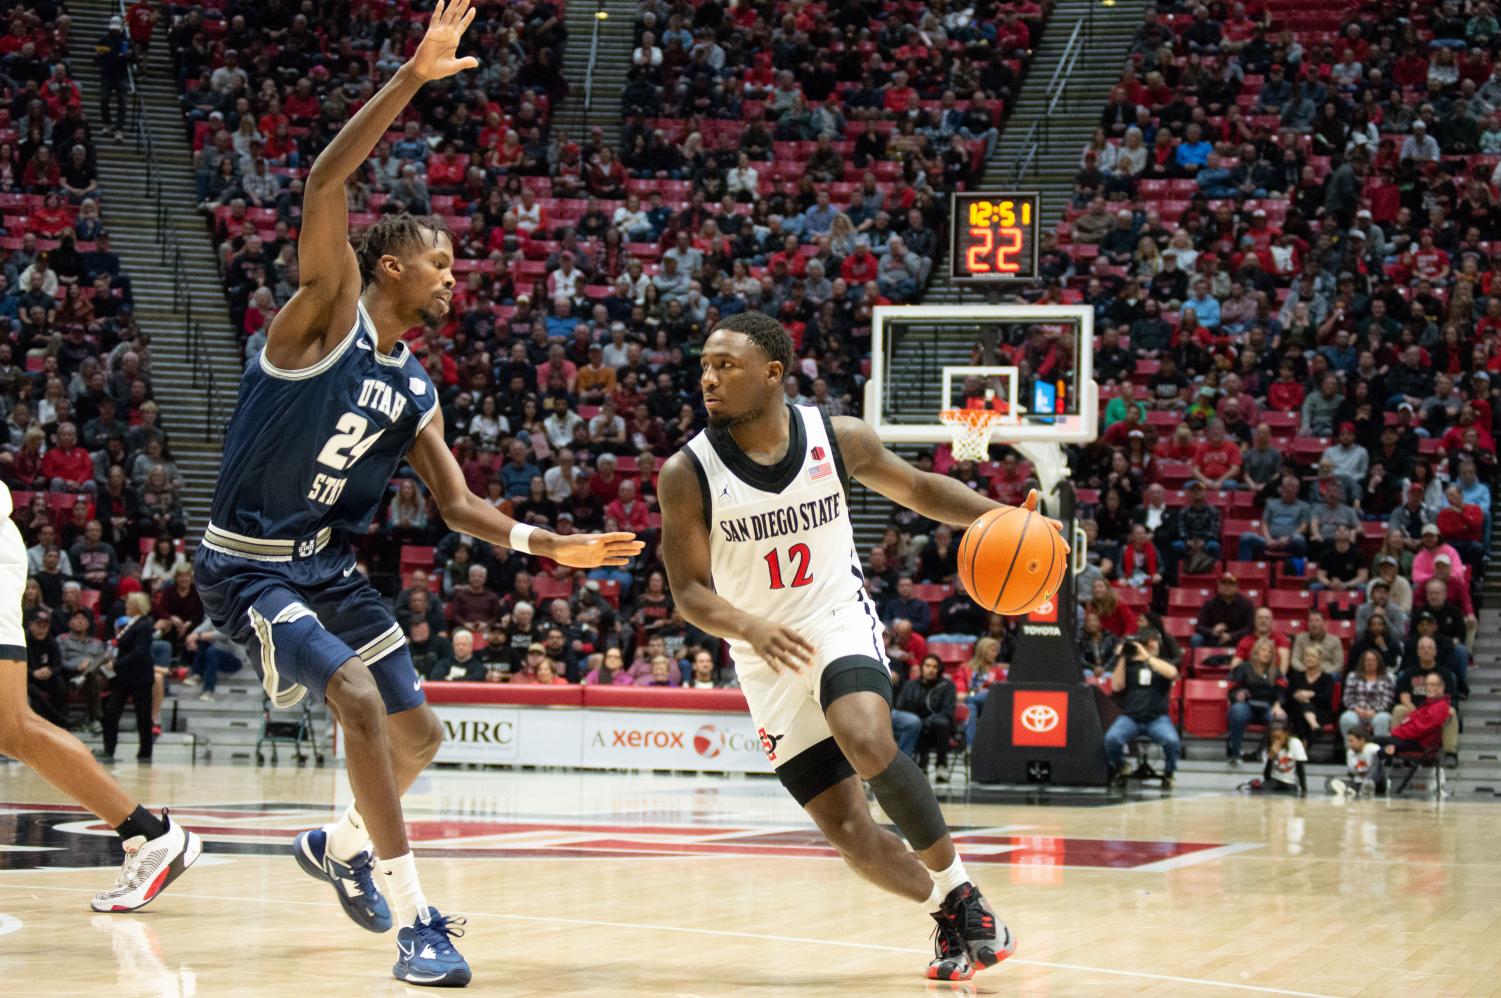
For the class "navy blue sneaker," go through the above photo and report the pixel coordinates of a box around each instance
[393,907,470,987]
[293,828,392,933]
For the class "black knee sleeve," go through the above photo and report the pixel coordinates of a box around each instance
[866,751,949,851]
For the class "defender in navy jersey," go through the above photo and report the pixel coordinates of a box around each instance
[659,313,1062,982]
[194,2,642,987]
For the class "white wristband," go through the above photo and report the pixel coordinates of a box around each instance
[509,523,538,554]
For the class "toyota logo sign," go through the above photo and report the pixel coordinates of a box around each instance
[1020,704,1060,733]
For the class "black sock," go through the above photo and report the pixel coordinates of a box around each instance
[114,805,166,842]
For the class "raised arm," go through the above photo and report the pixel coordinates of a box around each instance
[264,0,479,370]
[657,451,814,674]
[406,409,642,569]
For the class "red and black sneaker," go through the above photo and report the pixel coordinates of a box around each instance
[926,911,974,981]
[942,883,1016,971]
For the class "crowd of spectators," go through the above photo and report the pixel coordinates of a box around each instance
[157,0,1033,700]
[1051,0,1489,765]
[1,3,201,745]
[66,0,1483,777]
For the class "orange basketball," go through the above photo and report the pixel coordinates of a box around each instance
[957,490,1069,616]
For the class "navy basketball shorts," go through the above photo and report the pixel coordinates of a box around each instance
[195,539,424,715]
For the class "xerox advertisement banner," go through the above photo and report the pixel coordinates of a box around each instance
[352,705,777,774]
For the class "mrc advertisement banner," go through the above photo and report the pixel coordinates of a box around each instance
[341,704,777,774]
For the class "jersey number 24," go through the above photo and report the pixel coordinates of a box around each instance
[306,413,386,505]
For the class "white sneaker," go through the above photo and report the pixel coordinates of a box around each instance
[91,810,202,912]
[1328,778,1349,798]
[197,692,215,702]
[181,675,202,688]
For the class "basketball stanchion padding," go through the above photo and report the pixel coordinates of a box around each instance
[957,489,1068,616]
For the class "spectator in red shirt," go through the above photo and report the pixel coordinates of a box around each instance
[282,77,321,122]
[41,423,96,493]
[1266,359,1306,412]
[1411,230,1450,282]
[1233,607,1292,670]
[22,147,61,191]
[604,478,652,534]
[1384,671,1453,755]
[588,452,623,505]
[841,244,880,284]
[1192,420,1243,489]
[1435,484,1485,571]
[1090,578,1138,638]
[882,71,916,114]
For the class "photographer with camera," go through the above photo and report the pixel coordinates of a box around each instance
[1103,626,1181,790]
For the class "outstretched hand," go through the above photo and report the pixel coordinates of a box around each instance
[548,531,645,569]
[410,0,480,82]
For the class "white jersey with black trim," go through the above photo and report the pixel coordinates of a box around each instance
[683,404,878,634]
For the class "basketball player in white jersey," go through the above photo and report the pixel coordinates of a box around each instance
[660,312,1051,980]
[0,480,202,910]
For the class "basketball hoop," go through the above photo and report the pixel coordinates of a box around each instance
[939,407,1013,462]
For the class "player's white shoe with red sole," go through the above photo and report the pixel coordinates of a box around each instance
[91,809,202,912]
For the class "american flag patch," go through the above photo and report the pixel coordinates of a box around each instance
[808,462,833,481]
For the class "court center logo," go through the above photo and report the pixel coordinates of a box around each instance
[1020,704,1060,733]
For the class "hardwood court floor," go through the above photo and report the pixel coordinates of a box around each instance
[0,761,1498,997]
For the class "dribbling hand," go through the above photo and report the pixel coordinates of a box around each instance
[410,0,480,82]
[547,531,645,568]
[1020,488,1069,550]
[745,618,815,674]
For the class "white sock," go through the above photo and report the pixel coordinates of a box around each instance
[323,803,370,862]
[923,878,946,912]
[930,857,970,902]
[378,852,429,927]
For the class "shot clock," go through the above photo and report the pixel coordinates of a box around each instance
[949,192,1041,283]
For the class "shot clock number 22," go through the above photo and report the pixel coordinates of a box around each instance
[948,192,1041,283]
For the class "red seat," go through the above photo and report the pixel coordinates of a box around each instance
[594,579,621,607]
[1266,589,1315,615]
[1162,616,1197,640]
[398,545,435,572]
[1169,587,1213,609]
[1182,679,1231,738]
[1189,647,1235,678]
[911,583,953,607]
[1224,560,1270,586]
[532,576,574,601]
[931,641,973,664]
[1117,586,1153,608]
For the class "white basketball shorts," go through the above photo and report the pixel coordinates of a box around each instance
[731,600,891,805]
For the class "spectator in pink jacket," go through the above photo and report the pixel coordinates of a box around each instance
[1410,523,1464,592]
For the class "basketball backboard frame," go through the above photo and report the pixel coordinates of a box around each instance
[864,304,1098,446]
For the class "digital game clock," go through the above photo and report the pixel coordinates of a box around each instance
[949,192,1041,283]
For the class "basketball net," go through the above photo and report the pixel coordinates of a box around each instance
[938,391,1020,463]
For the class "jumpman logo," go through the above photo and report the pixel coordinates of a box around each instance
[719,483,732,500]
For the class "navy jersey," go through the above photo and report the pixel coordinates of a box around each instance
[209,301,439,541]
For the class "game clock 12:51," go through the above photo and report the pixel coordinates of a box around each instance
[949,192,1041,283]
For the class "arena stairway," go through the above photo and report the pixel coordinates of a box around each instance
[69,673,334,766]
[552,0,635,150]
[69,0,246,533]
[922,0,1151,307]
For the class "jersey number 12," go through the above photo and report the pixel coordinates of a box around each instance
[764,544,813,589]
